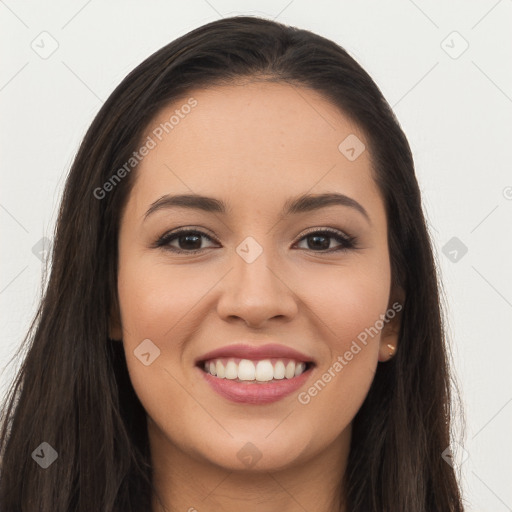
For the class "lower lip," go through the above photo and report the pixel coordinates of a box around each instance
[198,366,314,404]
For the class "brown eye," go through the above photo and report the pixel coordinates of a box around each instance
[295,229,356,252]
[156,229,218,254]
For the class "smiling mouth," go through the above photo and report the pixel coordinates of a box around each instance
[197,357,315,383]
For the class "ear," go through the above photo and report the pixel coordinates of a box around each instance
[378,286,405,362]
[108,302,123,341]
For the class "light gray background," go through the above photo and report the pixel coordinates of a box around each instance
[1,1,511,510]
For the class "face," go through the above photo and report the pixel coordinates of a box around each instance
[111,81,402,474]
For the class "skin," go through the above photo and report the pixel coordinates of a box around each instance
[110,81,404,512]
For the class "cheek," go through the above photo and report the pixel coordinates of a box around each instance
[116,257,203,439]
[116,255,214,413]
[294,264,389,423]
[304,261,390,344]
[117,255,206,341]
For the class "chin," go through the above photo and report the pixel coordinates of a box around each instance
[191,429,313,472]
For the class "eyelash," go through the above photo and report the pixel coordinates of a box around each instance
[153,227,358,255]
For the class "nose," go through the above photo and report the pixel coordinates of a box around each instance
[216,247,299,329]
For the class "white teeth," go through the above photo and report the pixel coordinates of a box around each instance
[238,359,256,380]
[203,358,309,382]
[294,362,306,376]
[216,360,225,378]
[274,360,285,379]
[285,361,296,379]
[225,360,238,379]
[255,360,274,381]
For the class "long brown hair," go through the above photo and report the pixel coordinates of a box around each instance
[0,15,465,511]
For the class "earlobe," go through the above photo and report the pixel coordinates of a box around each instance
[378,333,399,362]
[379,313,400,361]
[378,289,404,362]
[378,343,396,362]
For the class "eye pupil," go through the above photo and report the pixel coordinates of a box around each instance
[179,233,201,250]
[308,235,330,250]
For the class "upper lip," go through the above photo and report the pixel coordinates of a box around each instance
[196,343,316,365]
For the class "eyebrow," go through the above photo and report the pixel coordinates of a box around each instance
[144,192,371,223]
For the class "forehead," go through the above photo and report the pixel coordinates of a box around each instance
[128,81,383,220]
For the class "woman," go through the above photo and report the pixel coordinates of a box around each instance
[0,15,465,511]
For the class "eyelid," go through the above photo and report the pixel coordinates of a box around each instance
[159,225,218,241]
[294,226,353,242]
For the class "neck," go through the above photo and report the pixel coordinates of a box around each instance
[149,421,350,512]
